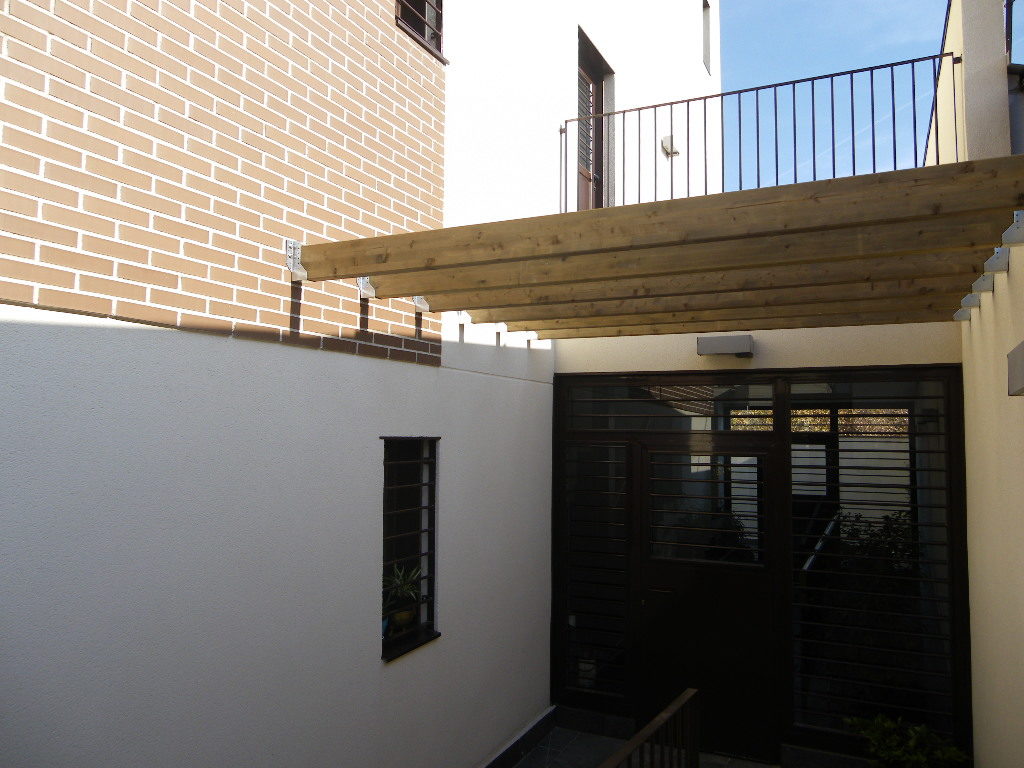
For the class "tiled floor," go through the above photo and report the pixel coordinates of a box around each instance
[511,727,779,768]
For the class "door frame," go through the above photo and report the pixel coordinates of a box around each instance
[550,365,971,756]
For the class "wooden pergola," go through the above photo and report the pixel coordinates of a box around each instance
[298,156,1024,339]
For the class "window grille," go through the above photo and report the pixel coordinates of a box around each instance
[382,437,439,660]
[396,0,444,59]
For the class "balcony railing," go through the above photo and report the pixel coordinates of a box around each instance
[561,53,961,212]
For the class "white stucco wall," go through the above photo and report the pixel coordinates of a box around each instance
[554,322,962,373]
[960,246,1024,768]
[443,0,721,226]
[0,304,553,768]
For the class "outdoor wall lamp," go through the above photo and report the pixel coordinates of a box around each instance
[696,334,754,358]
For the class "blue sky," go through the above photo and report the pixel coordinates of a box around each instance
[721,0,952,91]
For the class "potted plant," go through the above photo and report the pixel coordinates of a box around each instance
[846,715,970,768]
[383,564,421,634]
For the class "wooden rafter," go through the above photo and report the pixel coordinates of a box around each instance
[431,250,986,313]
[299,155,1024,338]
[485,276,973,325]
[536,309,952,339]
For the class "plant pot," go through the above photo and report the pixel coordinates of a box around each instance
[392,609,416,629]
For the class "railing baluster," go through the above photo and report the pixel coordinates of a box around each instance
[718,95,723,194]
[850,72,856,175]
[670,104,675,199]
[686,100,691,198]
[755,88,761,188]
[792,81,797,183]
[773,86,779,186]
[952,54,959,161]
[890,64,897,171]
[911,61,919,166]
[870,68,877,173]
[830,74,836,178]
[654,105,658,202]
[738,91,743,190]
[933,56,940,164]
[684,699,699,768]
[812,78,817,180]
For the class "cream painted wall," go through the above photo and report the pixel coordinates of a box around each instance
[0,305,553,768]
[960,247,1024,768]
[554,322,962,373]
[442,0,721,226]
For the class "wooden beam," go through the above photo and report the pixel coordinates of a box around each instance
[507,294,962,332]
[299,155,1024,281]
[472,274,974,324]
[368,212,1002,298]
[427,249,986,312]
[535,309,953,339]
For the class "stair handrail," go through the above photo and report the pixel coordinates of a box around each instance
[596,688,700,768]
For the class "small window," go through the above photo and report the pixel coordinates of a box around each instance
[382,437,440,661]
[396,0,445,61]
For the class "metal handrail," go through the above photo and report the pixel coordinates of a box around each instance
[561,52,961,212]
[596,688,700,768]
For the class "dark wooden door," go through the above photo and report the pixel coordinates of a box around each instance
[635,434,784,762]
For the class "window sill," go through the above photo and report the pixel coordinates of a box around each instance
[382,626,441,662]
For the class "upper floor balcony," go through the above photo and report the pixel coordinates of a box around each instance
[562,53,963,213]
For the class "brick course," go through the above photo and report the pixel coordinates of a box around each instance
[1,0,444,365]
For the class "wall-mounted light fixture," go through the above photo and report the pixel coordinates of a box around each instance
[660,136,680,158]
[696,334,754,358]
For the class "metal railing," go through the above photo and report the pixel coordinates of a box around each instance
[596,689,700,768]
[561,53,960,212]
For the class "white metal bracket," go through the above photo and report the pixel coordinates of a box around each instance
[285,239,306,281]
[1001,210,1024,244]
[985,247,1010,273]
[953,308,972,321]
[356,276,376,298]
[412,295,430,312]
[961,293,982,308]
[971,274,995,293]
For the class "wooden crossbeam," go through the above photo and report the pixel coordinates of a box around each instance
[430,250,986,312]
[473,274,973,325]
[365,212,1003,298]
[505,293,961,332]
[299,155,1024,282]
[535,309,952,339]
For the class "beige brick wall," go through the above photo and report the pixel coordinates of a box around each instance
[1,0,444,365]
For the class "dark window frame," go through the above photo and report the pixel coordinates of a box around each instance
[578,28,614,210]
[396,0,448,64]
[381,436,441,661]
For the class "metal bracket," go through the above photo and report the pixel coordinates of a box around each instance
[985,247,1010,273]
[412,295,430,312]
[285,239,306,281]
[1002,210,1024,245]
[356,276,376,299]
[961,293,982,308]
[972,274,995,293]
[953,308,972,321]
